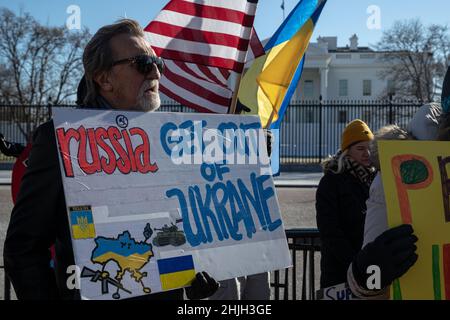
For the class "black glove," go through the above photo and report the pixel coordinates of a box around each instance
[0,134,25,158]
[352,224,418,290]
[185,271,219,300]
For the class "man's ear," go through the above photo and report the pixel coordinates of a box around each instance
[94,71,113,92]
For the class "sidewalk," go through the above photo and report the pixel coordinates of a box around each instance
[273,172,322,188]
[0,170,322,187]
[0,171,11,185]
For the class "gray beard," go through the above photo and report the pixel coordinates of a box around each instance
[136,81,161,112]
[137,93,160,112]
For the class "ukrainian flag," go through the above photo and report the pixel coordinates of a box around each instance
[158,255,196,291]
[237,0,327,128]
[70,206,96,239]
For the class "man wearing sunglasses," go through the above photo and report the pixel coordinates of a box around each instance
[81,22,164,113]
[4,19,218,300]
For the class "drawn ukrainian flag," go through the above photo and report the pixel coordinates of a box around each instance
[157,255,196,291]
[237,0,327,128]
[70,207,96,239]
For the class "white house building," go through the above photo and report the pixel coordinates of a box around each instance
[278,35,416,159]
[160,34,394,104]
[293,34,394,101]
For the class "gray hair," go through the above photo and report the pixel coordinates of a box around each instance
[82,19,146,106]
[369,125,410,170]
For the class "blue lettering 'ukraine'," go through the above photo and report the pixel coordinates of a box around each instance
[256,175,282,232]
[211,182,238,240]
[238,174,268,231]
[166,164,281,246]
[166,187,206,247]
[226,181,256,239]
[191,185,224,242]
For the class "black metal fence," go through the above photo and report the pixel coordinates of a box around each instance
[271,228,321,300]
[0,228,321,300]
[279,99,423,165]
[0,100,425,165]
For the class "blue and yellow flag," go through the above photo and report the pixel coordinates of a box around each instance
[157,255,196,291]
[237,0,327,128]
[70,206,96,239]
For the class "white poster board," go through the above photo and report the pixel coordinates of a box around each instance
[53,107,291,300]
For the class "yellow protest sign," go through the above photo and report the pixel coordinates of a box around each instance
[379,141,450,300]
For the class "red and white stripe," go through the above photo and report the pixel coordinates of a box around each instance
[144,0,258,73]
[160,60,232,114]
[158,28,265,114]
[246,27,265,62]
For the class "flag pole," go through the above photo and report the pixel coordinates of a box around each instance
[265,109,276,129]
[229,73,243,114]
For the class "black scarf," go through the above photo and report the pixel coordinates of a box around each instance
[342,156,376,187]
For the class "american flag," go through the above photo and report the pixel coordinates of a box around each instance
[144,0,263,114]
[158,29,264,113]
[144,0,259,73]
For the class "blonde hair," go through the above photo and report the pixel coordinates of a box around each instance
[82,19,145,106]
[321,149,348,174]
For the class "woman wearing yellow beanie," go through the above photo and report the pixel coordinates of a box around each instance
[315,119,376,289]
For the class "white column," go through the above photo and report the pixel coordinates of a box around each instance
[320,68,329,101]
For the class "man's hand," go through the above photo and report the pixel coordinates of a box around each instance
[185,271,219,300]
[0,134,25,158]
[353,224,418,290]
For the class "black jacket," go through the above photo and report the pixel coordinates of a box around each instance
[315,171,370,288]
[3,121,183,300]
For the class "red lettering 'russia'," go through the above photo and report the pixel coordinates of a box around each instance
[56,127,80,178]
[130,127,158,173]
[95,127,116,175]
[55,125,157,177]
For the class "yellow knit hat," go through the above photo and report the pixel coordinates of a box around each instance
[341,119,374,151]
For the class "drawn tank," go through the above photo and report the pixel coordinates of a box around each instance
[152,223,186,247]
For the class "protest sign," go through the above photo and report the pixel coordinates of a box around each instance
[53,107,291,300]
[379,140,450,300]
[316,283,358,300]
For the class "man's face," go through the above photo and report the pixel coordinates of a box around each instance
[105,33,161,112]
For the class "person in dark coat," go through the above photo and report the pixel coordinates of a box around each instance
[0,133,25,158]
[316,119,376,288]
[3,18,218,300]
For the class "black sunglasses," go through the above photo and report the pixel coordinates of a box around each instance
[111,54,164,75]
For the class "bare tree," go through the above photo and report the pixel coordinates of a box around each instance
[376,19,449,102]
[0,63,15,102]
[0,7,90,140]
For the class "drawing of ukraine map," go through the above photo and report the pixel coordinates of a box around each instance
[80,224,154,299]
[78,219,189,300]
